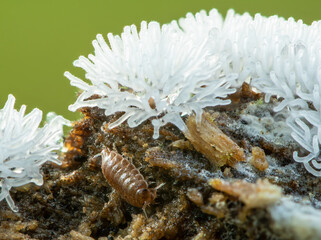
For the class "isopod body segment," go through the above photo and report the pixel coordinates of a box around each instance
[101,149,157,208]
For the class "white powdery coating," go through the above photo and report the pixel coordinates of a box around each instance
[176,9,321,176]
[65,21,237,139]
[0,94,69,212]
[269,198,321,239]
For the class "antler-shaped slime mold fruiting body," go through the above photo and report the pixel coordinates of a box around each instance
[65,20,237,139]
[66,8,321,176]
[0,94,70,212]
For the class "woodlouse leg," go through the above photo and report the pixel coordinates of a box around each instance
[155,182,165,190]
[93,153,102,159]
[142,204,148,218]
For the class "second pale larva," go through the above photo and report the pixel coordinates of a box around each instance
[101,148,160,209]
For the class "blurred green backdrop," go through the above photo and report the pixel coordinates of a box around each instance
[1,0,320,121]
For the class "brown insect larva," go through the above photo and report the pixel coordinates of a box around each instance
[101,148,159,209]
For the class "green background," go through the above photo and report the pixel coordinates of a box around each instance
[1,0,320,121]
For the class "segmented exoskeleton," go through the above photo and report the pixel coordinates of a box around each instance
[101,148,158,209]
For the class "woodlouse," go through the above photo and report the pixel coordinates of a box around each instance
[101,148,161,209]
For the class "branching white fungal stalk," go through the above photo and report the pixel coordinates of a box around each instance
[249,15,321,176]
[174,9,321,176]
[0,94,70,212]
[170,9,254,88]
[65,21,237,139]
[66,9,321,176]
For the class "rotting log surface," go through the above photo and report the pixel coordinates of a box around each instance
[0,84,320,240]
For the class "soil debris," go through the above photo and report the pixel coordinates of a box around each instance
[208,178,283,209]
[250,146,269,171]
[185,112,246,167]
